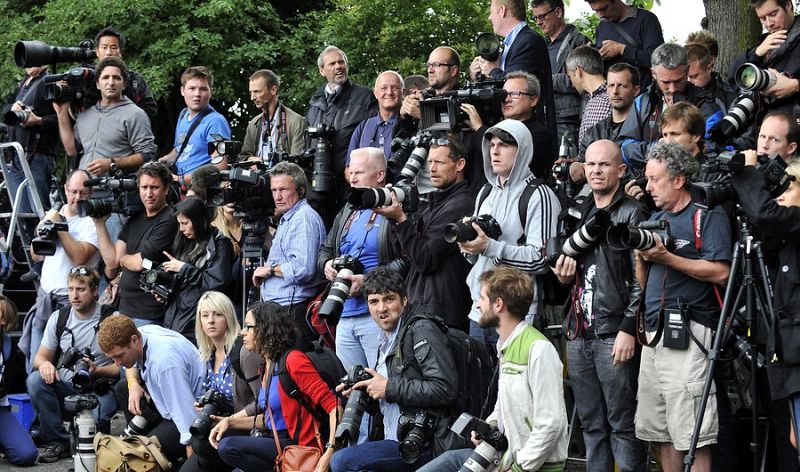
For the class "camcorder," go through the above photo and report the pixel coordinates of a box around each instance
[397,410,435,463]
[58,347,94,392]
[444,214,502,243]
[335,364,376,448]
[79,176,142,218]
[31,220,68,256]
[208,134,242,163]
[451,412,509,471]
[15,40,98,108]
[419,82,507,132]
[139,266,177,300]
[206,164,275,221]
[388,131,433,184]
[690,151,794,209]
[42,67,96,106]
[307,123,337,194]
[544,209,610,267]
[607,220,675,252]
[190,389,234,440]
[347,183,419,214]
[318,255,365,322]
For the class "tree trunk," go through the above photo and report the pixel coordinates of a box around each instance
[703,0,762,79]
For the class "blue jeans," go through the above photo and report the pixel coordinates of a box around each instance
[4,152,53,216]
[0,405,38,466]
[415,448,473,472]
[26,323,45,373]
[217,431,291,472]
[25,371,118,443]
[566,335,645,472]
[330,439,432,472]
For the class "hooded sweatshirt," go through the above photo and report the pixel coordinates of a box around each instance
[467,119,561,322]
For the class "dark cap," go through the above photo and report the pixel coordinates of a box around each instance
[484,126,516,145]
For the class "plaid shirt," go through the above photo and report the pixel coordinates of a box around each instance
[579,82,611,143]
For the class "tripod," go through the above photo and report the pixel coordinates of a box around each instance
[63,393,99,472]
[684,217,774,472]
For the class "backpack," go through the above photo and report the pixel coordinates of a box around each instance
[395,313,495,418]
[94,433,171,472]
[228,336,260,383]
[476,180,571,306]
[52,305,112,364]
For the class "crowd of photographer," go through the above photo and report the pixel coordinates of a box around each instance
[2,0,800,470]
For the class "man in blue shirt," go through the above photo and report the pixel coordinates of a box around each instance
[159,66,231,180]
[253,162,326,351]
[99,314,205,466]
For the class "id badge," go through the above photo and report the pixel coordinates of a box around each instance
[663,309,689,350]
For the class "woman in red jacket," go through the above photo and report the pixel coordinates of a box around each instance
[209,301,338,472]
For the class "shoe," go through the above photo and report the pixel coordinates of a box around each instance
[38,441,70,463]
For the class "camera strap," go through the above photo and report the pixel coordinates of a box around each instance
[635,264,669,348]
[175,107,212,169]
[610,22,640,50]
[693,208,724,308]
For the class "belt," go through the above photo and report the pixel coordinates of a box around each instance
[581,330,616,340]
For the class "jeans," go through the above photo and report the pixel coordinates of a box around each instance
[26,323,44,373]
[330,439,432,472]
[26,371,117,443]
[469,320,499,359]
[415,448,473,472]
[566,335,645,472]
[4,152,53,216]
[0,405,38,466]
[217,431,292,472]
[131,317,156,328]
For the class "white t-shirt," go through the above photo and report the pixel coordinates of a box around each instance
[39,211,99,295]
[40,305,110,385]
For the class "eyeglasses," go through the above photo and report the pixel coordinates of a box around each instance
[242,324,256,333]
[431,138,451,147]
[70,266,92,277]
[506,91,532,99]
[533,7,556,23]
[426,62,455,69]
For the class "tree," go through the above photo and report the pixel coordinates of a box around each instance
[703,0,761,76]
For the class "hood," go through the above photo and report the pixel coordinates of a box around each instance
[481,119,533,188]
[95,96,135,112]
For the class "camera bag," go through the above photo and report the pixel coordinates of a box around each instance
[94,433,171,472]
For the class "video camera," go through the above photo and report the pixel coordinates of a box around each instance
[607,220,675,252]
[388,131,433,184]
[79,176,142,218]
[208,134,242,163]
[318,255,365,322]
[139,266,177,300]
[307,123,337,194]
[31,220,68,256]
[544,209,610,267]
[444,214,502,243]
[15,40,98,108]
[451,412,508,472]
[42,67,95,105]
[419,82,507,132]
[190,389,234,440]
[206,164,275,220]
[398,410,435,463]
[58,347,95,392]
[334,364,376,448]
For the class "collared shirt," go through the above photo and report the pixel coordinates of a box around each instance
[579,82,611,142]
[377,317,402,441]
[257,106,282,161]
[501,21,527,71]
[346,112,397,164]
[261,199,326,305]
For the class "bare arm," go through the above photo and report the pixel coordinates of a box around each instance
[53,102,78,157]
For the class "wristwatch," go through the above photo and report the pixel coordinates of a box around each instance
[109,158,119,175]
[324,441,335,451]
[141,258,153,271]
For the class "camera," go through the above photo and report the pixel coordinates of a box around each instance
[475,32,502,62]
[3,108,30,126]
[63,393,99,415]
[451,412,508,472]
[544,209,610,267]
[14,40,96,68]
[735,63,778,93]
[307,123,337,194]
[443,214,502,243]
[708,93,757,144]
[334,364,375,448]
[58,347,95,392]
[319,255,365,322]
[190,389,234,439]
[389,131,433,184]
[79,176,142,218]
[139,267,177,300]
[347,183,419,213]
[397,410,435,463]
[419,82,507,132]
[121,406,163,438]
[607,220,675,252]
[31,220,69,256]
[42,67,96,105]
[208,134,242,163]
[206,165,275,219]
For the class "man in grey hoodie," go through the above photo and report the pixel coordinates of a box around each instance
[458,119,561,351]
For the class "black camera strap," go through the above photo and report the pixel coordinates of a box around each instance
[174,107,213,171]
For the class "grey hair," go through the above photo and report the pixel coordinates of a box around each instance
[565,45,603,75]
[651,43,688,70]
[375,70,405,90]
[507,71,541,97]
[646,142,698,183]
[269,161,308,195]
[350,147,387,172]
[317,46,348,68]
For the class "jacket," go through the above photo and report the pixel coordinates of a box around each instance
[487,321,568,471]
[386,309,467,456]
[2,72,59,156]
[572,188,648,336]
[392,180,473,331]
[467,119,561,320]
[163,229,234,338]
[732,167,800,400]
[240,102,306,159]
[548,24,591,120]
[578,115,624,161]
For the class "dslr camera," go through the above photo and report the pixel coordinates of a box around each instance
[347,183,419,214]
[31,220,68,256]
[444,214,502,243]
[306,123,337,194]
[190,389,234,440]
[79,176,142,218]
[3,105,31,126]
[451,412,508,472]
[335,364,376,448]
[319,255,365,322]
[544,209,609,267]
[121,405,163,438]
[139,266,177,300]
[607,220,675,252]
[397,410,435,464]
[58,347,94,392]
[388,131,433,184]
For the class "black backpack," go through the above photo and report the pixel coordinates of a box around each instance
[52,305,112,364]
[476,179,571,306]
[395,313,495,418]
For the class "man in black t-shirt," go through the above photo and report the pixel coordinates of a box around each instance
[94,162,177,324]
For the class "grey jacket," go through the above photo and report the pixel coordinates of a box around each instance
[548,24,591,120]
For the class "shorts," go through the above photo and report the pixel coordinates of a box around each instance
[635,321,718,450]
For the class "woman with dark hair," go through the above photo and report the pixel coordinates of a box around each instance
[209,301,338,472]
[159,196,234,341]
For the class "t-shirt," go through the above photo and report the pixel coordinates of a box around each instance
[644,203,731,329]
[339,209,383,317]
[40,304,110,384]
[40,211,99,295]
[173,106,231,176]
[118,206,178,321]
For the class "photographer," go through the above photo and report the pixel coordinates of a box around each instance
[100,314,205,465]
[375,134,473,332]
[94,162,178,326]
[26,267,118,463]
[551,140,648,472]
[19,170,99,370]
[634,142,731,471]
[330,266,464,471]
[160,196,234,341]
[749,110,799,163]
[418,266,568,472]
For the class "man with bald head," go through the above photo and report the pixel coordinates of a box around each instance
[399,46,461,122]
[552,139,648,472]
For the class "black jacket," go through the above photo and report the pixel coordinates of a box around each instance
[578,115,625,161]
[392,180,473,332]
[733,167,800,400]
[386,308,468,456]
[2,72,60,156]
[572,188,648,336]
[163,230,234,338]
